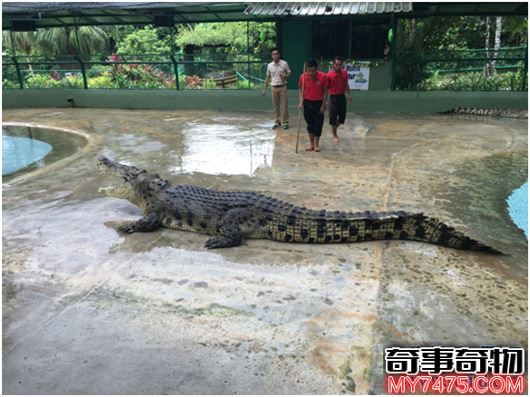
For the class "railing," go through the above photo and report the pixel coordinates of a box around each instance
[393,46,528,91]
[2,53,269,90]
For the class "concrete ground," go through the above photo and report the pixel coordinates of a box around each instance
[2,108,527,394]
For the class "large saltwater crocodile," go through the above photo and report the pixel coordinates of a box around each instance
[441,107,527,118]
[98,156,501,253]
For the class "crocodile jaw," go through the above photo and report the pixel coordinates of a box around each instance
[98,183,131,199]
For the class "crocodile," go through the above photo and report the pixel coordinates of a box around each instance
[440,107,528,118]
[98,156,501,253]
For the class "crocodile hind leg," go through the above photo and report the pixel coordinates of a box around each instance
[118,212,160,233]
[204,208,251,249]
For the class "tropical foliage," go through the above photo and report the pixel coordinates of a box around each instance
[395,15,527,90]
[115,26,172,59]
[175,22,276,57]
[36,26,109,57]
[2,16,526,91]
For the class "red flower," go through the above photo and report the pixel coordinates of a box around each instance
[50,71,61,81]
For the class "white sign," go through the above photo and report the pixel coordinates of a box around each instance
[346,64,370,90]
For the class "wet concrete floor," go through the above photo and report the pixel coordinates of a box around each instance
[2,108,528,394]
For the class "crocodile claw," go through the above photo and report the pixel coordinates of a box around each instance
[204,236,224,249]
[118,223,136,234]
[204,235,242,249]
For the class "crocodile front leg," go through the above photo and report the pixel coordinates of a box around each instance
[118,211,161,233]
[204,208,250,249]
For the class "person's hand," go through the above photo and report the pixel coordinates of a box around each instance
[320,104,326,113]
[298,102,302,110]
[347,94,352,103]
[262,89,266,96]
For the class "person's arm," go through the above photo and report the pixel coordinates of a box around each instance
[284,62,292,82]
[320,75,329,113]
[262,75,270,96]
[345,80,352,102]
[262,67,270,96]
[320,86,328,113]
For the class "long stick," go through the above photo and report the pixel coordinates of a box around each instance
[295,64,307,154]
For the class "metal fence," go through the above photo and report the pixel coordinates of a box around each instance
[393,46,528,91]
[3,47,528,91]
[2,53,269,90]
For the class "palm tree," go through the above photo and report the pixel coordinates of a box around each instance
[2,31,37,74]
[35,26,110,58]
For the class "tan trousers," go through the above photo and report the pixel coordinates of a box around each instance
[271,85,289,125]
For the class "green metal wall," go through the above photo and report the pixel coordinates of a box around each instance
[280,18,392,90]
[280,19,312,90]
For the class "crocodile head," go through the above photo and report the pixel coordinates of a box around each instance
[98,156,169,208]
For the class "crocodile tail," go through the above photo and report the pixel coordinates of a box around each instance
[273,210,502,254]
[440,107,485,115]
[385,212,503,254]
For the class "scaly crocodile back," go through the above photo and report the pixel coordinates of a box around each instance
[440,107,527,118]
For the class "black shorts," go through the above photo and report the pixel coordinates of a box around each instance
[303,100,324,136]
[329,94,346,126]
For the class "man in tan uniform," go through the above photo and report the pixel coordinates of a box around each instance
[262,48,291,129]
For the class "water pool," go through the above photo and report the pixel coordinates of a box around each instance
[507,182,528,238]
[2,125,87,178]
[3,135,52,175]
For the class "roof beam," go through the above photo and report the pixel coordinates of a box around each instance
[100,9,127,24]
[52,16,69,27]
[203,6,224,22]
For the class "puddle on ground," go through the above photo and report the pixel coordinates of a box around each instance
[431,151,528,273]
[176,121,275,176]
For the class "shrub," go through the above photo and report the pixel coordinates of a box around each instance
[113,64,173,89]
[88,72,118,88]
[185,75,202,89]
[25,73,62,88]
[62,74,84,88]
[201,78,217,89]
[88,64,113,76]
[236,79,257,89]
[421,70,527,91]
[2,79,19,89]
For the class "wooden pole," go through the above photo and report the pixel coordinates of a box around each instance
[295,64,307,154]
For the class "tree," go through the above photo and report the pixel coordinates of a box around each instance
[485,16,504,78]
[35,26,109,58]
[492,17,503,71]
[2,31,37,73]
[175,22,276,58]
[115,26,171,59]
[485,16,492,78]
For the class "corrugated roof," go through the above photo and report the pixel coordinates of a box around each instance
[244,2,413,16]
[3,2,526,30]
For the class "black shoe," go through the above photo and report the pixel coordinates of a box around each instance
[282,124,289,129]
[272,123,281,129]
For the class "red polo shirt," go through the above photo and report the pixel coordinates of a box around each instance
[327,69,348,95]
[299,71,328,101]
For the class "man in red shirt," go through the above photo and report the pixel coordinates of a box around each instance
[298,58,329,152]
[327,56,352,143]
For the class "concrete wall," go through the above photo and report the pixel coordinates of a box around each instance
[3,89,528,113]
